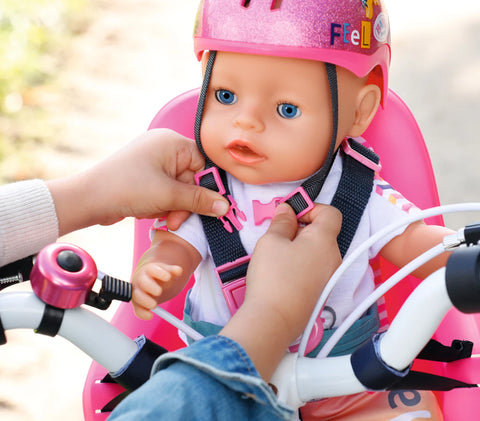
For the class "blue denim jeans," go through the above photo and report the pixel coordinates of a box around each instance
[108,335,295,420]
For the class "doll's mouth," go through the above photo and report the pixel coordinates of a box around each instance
[227,140,266,164]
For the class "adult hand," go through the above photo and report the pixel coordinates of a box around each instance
[47,129,229,236]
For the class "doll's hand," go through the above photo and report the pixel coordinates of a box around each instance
[131,262,183,320]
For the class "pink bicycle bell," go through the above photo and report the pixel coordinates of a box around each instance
[30,243,97,309]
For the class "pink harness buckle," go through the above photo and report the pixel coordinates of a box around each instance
[253,187,315,225]
[195,167,246,233]
[223,195,246,233]
[252,197,282,225]
[215,255,251,315]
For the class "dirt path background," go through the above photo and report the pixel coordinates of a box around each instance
[0,1,479,420]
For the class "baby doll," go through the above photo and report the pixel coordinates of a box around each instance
[132,1,449,419]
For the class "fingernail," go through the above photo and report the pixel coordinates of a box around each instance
[212,200,229,216]
[274,203,290,216]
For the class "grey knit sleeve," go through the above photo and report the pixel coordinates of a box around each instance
[0,179,59,266]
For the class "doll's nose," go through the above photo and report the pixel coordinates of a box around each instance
[233,107,265,132]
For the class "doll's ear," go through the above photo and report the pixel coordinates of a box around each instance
[348,82,381,138]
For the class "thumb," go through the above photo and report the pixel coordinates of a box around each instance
[168,181,229,217]
[266,203,298,241]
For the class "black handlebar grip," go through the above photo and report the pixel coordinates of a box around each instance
[446,246,480,313]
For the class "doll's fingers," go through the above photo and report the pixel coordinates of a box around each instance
[135,273,163,297]
[146,263,183,281]
[132,287,159,311]
[132,304,154,321]
[164,263,183,276]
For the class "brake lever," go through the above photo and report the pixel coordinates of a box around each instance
[85,270,132,310]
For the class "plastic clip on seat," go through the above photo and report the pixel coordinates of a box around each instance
[215,255,251,315]
[195,167,246,233]
[342,139,382,173]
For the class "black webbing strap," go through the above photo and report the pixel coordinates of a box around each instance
[417,338,473,362]
[353,335,478,392]
[389,370,477,391]
[331,139,379,257]
[100,391,130,413]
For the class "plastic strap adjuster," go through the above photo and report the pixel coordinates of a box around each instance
[215,255,251,315]
[282,187,315,218]
[342,139,381,173]
[195,167,226,195]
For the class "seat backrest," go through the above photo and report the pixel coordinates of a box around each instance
[83,88,449,420]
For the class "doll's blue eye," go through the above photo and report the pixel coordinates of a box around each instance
[215,89,237,105]
[277,103,301,119]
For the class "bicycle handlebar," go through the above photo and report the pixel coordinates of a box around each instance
[271,267,451,406]
[0,291,138,373]
[1,245,479,408]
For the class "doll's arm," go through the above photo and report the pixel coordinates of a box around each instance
[132,229,201,320]
[379,221,455,279]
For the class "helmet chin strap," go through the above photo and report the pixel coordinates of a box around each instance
[195,50,217,168]
[194,51,339,214]
[294,62,338,212]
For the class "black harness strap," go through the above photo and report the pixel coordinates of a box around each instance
[332,140,379,257]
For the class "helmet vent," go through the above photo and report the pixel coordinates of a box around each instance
[241,0,283,9]
[271,0,283,10]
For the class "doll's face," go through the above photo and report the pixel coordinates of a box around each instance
[200,52,338,185]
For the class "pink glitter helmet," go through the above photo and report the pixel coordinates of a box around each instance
[194,0,391,104]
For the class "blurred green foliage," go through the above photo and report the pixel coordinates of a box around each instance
[0,0,91,180]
